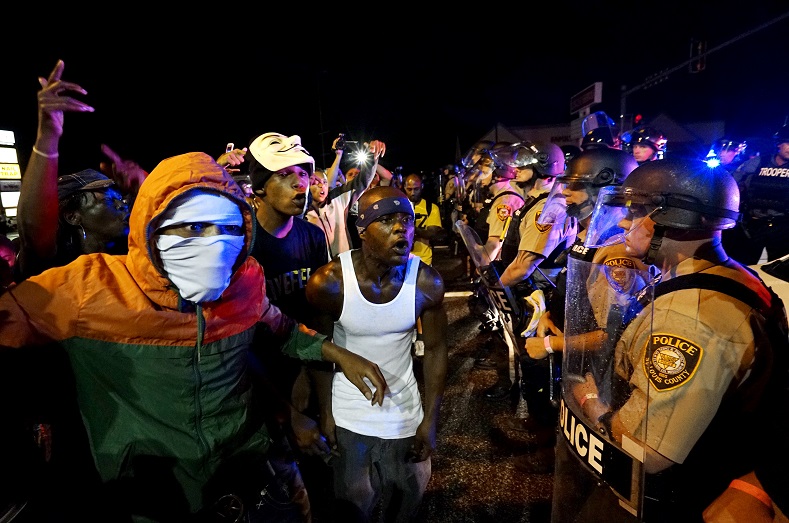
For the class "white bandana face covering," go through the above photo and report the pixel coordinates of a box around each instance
[154,192,245,303]
[156,234,244,303]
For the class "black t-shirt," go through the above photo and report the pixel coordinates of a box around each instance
[248,217,329,399]
[250,218,328,321]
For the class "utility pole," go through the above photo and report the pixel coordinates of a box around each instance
[619,10,789,130]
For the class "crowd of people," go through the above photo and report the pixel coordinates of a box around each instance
[1,60,788,523]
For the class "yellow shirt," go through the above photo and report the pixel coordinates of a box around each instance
[412,198,442,265]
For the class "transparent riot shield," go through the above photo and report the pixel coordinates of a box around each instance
[454,220,531,397]
[552,255,655,522]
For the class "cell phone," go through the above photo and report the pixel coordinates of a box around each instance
[226,142,234,153]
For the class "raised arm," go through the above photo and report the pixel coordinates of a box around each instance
[350,140,387,195]
[326,136,345,188]
[17,60,94,268]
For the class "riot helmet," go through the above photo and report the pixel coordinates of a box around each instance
[540,148,638,223]
[491,141,539,168]
[581,111,620,150]
[773,125,789,147]
[705,138,747,168]
[533,143,566,177]
[585,159,740,260]
[460,140,495,170]
[489,141,517,179]
[561,144,583,163]
[625,127,667,153]
[581,127,618,149]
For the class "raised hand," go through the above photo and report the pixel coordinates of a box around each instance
[99,143,148,197]
[366,140,386,160]
[35,60,94,148]
[216,143,247,174]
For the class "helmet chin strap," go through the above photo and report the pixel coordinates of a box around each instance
[645,224,666,265]
[572,199,596,220]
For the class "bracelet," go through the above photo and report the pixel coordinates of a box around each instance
[32,146,59,159]
[729,479,772,509]
[543,335,554,354]
[580,392,598,408]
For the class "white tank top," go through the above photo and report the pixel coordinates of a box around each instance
[331,250,423,438]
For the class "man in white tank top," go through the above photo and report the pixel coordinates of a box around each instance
[306,186,448,522]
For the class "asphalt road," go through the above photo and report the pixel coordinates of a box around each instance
[413,244,555,523]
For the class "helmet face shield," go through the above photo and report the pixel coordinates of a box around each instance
[539,179,596,222]
[461,141,495,169]
[584,186,659,248]
[491,142,539,168]
[536,182,569,226]
[581,111,617,136]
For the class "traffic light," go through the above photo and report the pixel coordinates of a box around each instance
[689,38,707,73]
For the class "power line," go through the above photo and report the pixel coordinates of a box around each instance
[620,10,789,121]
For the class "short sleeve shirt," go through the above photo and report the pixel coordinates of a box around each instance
[516,197,577,277]
[412,198,442,265]
[614,258,764,463]
[487,183,525,240]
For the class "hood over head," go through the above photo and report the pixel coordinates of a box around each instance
[127,152,255,306]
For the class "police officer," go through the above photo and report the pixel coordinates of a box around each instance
[623,126,667,164]
[503,148,643,474]
[723,125,789,265]
[580,111,621,151]
[554,158,783,521]
[476,143,572,400]
[706,137,748,172]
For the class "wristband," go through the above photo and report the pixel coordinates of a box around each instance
[580,392,598,408]
[729,479,772,509]
[543,335,554,354]
[32,146,59,159]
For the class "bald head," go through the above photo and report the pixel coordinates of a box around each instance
[359,186,408,214]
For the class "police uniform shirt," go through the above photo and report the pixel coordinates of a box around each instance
[486,181,525,240]
[516,197,577,279]
[613,257,767,464]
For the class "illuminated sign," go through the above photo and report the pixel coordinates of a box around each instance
[570,82,603,114]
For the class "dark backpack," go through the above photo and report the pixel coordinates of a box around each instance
[618,271,789,510]
[499,192,549,267]
[472,190,524,241]
[617,271,789,410]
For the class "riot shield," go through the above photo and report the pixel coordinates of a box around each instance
[552,255,655,522]
[454,220,530,393]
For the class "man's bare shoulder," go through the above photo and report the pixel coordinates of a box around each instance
[416,260,445,304]
[307,258,343,295]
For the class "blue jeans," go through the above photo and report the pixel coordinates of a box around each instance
[333,426,431,523]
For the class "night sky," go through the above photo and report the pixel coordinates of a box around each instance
[3,4,789,177]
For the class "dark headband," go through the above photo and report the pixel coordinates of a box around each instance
[356,196,414,229]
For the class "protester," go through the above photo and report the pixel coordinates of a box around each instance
[306,139,385,260]
[16,60,143,281]
[0,151,387,522]
[307,185,448,523]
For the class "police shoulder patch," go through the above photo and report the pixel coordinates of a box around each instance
[534,210,552,233]
[603,257,638,293]
[643,333,703,391]
[495,203,513,222]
